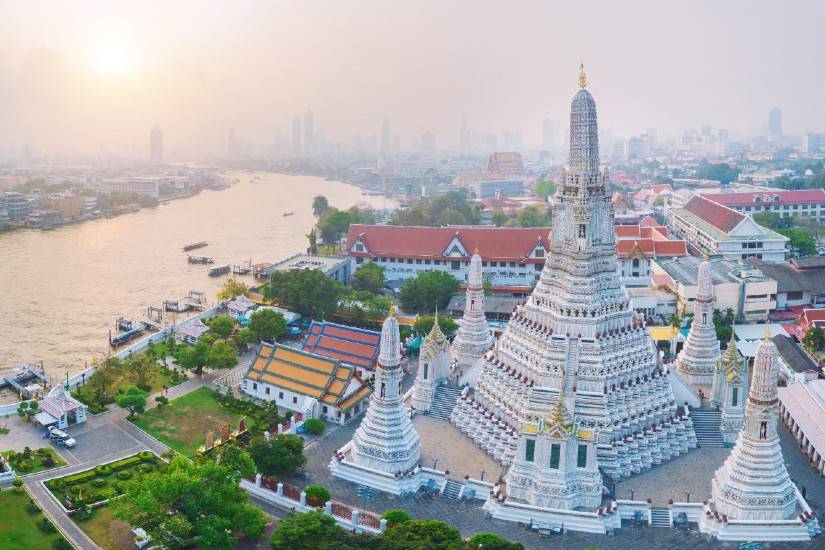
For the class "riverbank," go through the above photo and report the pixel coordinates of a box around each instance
[0,172,389,382]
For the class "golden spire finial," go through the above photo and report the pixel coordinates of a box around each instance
[474,242,480,255]
[389,303,395,317]
[578,62,587,89]
[764,325,772,339]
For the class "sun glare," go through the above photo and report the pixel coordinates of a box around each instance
[91,42,136,77]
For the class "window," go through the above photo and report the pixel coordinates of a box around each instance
[578,224,586,238]
[577,444,588,468]
[292,396,297,404]
[407,259,413,264]
[535,249,544,258]
[356,257,363,264]
[323,405,328,413]
[534,263,543,271]
[525,439,535,462]
[252,382,258,390]
[423,363,429,380]
[549,443,561,469]
[355,244,364,251]
[416,259,422,264]
[509,262,516,268]
[632,258,640,267]
[451,261,461,270]
[731,387,738,407]
[279,392,283,399]
[265,387,270,395]
[787,291,804,300]
[490,261,497,267]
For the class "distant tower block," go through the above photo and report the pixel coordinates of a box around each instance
[674,258,720,386]
[451,251,495,374]
[711,334,800,520]
[412,311,452,413]
[348,309,421,473]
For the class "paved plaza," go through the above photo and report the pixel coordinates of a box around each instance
[413,414,504,482]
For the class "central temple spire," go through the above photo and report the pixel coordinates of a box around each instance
[578,62,587,89]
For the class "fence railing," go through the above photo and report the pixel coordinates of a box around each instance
[331,501,352,520]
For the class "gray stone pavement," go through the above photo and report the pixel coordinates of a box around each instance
[413,414,504,482]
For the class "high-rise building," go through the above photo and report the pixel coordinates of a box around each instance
[769,108,782,140]
[421,131,436,154]
[459,116,470,152]
[802,132,825,153]
[718,128,729,143]
[380,117,391,155]
[303,110,314,156]
[150,125,163,165]
[542,118,555,151]
[291,116,302,156]
[701,124,713,137]
[449,67,696,478]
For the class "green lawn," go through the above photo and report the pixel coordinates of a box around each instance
[0,489,66,550]
[3,447,67,475]
[76,506,135,550]
[131,387,253,456]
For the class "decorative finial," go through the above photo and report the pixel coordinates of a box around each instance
[764,325,772,339]
[474,242,479,255]
[389,303,395,317]
[578,62,587,89]
[703,253,710,262]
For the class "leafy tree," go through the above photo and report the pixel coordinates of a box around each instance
[694,161,739,183]
[207,315,236,340]
[490,209,509,227]
[215,444,256,479]
[515,205,551,227]
[304,484,331,507]
[206,341,239,371]
[777,227,817,257]
[112,455,267,550]
[216,278,249,301]
[414,314,458,338]
[248,309,287,342]
[264,270,344,319]
[381,519,464,550]
[303,418,326,435]
[248,434,306,477]
[803,326,825,351]
[312,195,330,218]
[534,179,557,201]
[177,339,211,375]
[352,262,385,294]
[390,189,481,226]
[399,270,460,314]
[234,327,258,348]
[155,395,169,407]
[381,508,411,528]
[124,355,152,390]
[269,510,377,550]
[712,308,735,342]
[116,386,147,418]
[307,228,319,255]
[752,211,783,230]
[467,533,524,549]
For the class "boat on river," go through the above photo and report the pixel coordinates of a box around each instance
[183,241,208,251]
[282,211,295,217]
[208,265,231,277]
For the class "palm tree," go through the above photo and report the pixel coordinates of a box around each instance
[306,228,318,254]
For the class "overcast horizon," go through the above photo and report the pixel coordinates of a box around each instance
[2,0,824,159]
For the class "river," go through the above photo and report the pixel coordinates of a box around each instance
[0,171,390,382]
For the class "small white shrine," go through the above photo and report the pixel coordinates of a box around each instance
[412,313,452,413]
[711,335,747,444]
[674,259,720,386]
[451,252,495,378]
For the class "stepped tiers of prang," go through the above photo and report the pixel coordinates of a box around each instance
[451,69,696,480]
[674,259,720,386]
[451,252,495,371]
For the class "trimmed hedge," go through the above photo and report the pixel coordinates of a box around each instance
[60,470,96,486]
[95,464,112,477]
[116,470,132,480]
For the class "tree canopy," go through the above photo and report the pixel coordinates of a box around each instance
[207,315,236,339]
[534,179,557,201]
[312,195,330,218]
[381,519,464,550]
[264,270,344,319]
[414,314,458,338]
[694,161,739,183]
[317,205,376,246]
[248,308,287,342]
[515,205,552,227]
[777,227,817,257]
[399,270,460,314]
[248,434,306,477]
[269,510,378,550]
[352,262,386,294]
[113,455,267,550]
[390,190,481,226]
[115,386,147,418]
[217,278,249,301]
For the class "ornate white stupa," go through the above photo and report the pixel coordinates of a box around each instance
[711,333,799,520]
[712,335,748,444]
[412,312,452,413]
[674,258,720,386]
[452,251,495,376]
[503,396,602,510]
[346,307,421,473]
[451,66,695,479]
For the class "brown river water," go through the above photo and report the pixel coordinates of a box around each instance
[0,171,389,381]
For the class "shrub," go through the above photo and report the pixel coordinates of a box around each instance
[155,395,169,407]
[111,456,142,471]
[50,478,65,490]
[12,478,23,491]
[25,500,41,515]
[38,517,57,533]
[138,450,155,461]
[381,508,412,527]
[63,470,96,485]
[303,418,326,435]
[92,478,107,488]
[138,463,154,473]
[36,447,50,457]
[42,456,56,468]
[304,485,331,507]
[468,533,507,547]
[16,460,33,472]
[114,481,129,494]
[54,538,73,550]
[116,470,132,480]
[95,464,112,477]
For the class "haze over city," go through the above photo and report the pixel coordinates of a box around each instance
[2,0,825,159]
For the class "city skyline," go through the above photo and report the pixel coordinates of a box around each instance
[2,0,825,158]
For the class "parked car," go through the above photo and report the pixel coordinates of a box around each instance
[62,438,77,448]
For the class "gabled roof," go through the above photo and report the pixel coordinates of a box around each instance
[708,189,825,207]
[616,239,687,259]
[772,334,818,373]
[346,225,549,262]
[41,386,83,418]
[303,321,381,371]
[487,152,523,173]
[682,195,745,234]
[246,343,370,410]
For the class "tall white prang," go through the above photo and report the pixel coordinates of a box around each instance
[674,259,720,386]
[349,308,421,473]
[711,334,800,520]
[450,66,695,478]
[452,252,495,375]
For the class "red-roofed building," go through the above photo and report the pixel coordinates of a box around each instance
[614,223,687,287]
[706,189,825,221]
[303,321,381,379]
[668,195,788,262]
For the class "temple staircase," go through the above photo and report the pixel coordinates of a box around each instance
[441,479,462,499]
[690,409,725,448]
[649,508,672,527]
[428,385,461,421]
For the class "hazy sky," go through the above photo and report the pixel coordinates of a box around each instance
[1,0,824,158]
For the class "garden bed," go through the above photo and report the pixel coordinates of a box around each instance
[130,387,263,456]
[0,489,67,550]
[2,447,67,475]
[75,506,135,550]
[44,451,162,512]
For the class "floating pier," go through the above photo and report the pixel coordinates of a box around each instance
[0,363,52,398]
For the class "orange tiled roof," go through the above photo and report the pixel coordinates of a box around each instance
[303,321,381,371]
